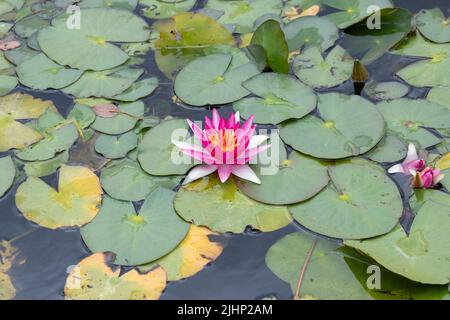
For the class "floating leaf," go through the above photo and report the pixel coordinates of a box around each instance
[16,53,83,90]
[81,188,189,266]
[0,156,14,197]
[234,73,316,124]
[416,8,450,44]
[138,119,194,176]
[0,22,13,38]
[237,150,329,205]
[0,240,20,300]
[366,133,407,163]
[436,152,450,191]
[174,175,292,234]
[141,225,224,281]
[94,131,138,159]
[363,81,409,101]
[427,86,450,110]
[290,162,402,239]
[0,75,17,96]
[68,104,96,129]
[141,0,196,19]
[280,93,384,159]
[174,53,259,106]
[112,78,159,102]
[293,45,354,88]
[0,116,42,152]
[64,253,166,300]
[377,98,450,149]
[15,165,103,229]
[93,104,119,118]
[0,40,20,51]
[345,201,450,285]
[14,14,50,38]
[38,8,149,71]
[409,189,450,215]
[77,0,138,10]
[91,101,144,135]
[283,16,339,52]
[23,150,69,178]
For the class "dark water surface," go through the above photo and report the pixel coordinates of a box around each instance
[0,0,448,300]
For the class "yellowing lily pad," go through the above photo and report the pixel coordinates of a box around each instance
[64,253,166,300]
[174,175,292,234]
[0,155,15,197]
[141,225,224,281]
[15,165,103,229]
[436,152,450,191]
[0,116,42,152]
[0,240,19,300]
[0,93,56,119]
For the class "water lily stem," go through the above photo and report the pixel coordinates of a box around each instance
[9,228,37,244]
[294,238,317,300]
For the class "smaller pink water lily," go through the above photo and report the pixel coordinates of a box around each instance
[173,109,270,185]
[388,143,425,175]
[411,166,445,189]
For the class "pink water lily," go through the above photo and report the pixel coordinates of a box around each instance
[173,109,270,184]
[388,143,425,175]
[411,166,445,189]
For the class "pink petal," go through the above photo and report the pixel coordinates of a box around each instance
[183,165,218,185]
[187,119,204,142]
[237,144,271,162]
[234,111,240,124]
[217,165,232,183]
[226,113,236,128]
[388,164,405,174]
[93,104,119,118]
[212,109,220,129]
[241,115,254,131]
[231,165,261,184]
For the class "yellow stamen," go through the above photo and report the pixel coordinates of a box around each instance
[207,129,238,152]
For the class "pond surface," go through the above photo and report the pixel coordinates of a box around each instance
[0,0,449,300]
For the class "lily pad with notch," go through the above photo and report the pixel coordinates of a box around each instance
[91,101,144,135]
[416,8,450,44]
[94,131,138,159]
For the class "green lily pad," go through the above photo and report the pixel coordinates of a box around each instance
[237,150,329,205]
[409,189,450,215]
[0,22,13,38]
[283,16,339,52]
[0,0,24,16]
[376,98,450,149]
[416,8,450,44]
[16,53,83,90]
[323,0,393,28]
[23,150,69,178]
[427,86,450,110]
[174,175,292,234]
[81,188,190,266]
[62,67,143,98]
[77,0,138,10]
[0,156,15,197]
[38,8,150,71]
[138,119,194,176]
[234,73,316,124]
[112,78,158,102]
[68,104,96,129]
[174,53,259,106]
[14,14,50,38]
[3,44,39,66]
[205,0,283,34]
[0,75,17,96]
[363,81,409,101]
[91,101,144,135]
[293,45,354,88]
[290,162,403,239]
[94,131,138,159]
[100,158,181,202]
[366,133,408,163]
[280,93,385,159]
[141,0,196,19]
[345,201,450,285]
[15,165,103,229]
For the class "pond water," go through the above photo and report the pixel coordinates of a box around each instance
[0,0,449,300]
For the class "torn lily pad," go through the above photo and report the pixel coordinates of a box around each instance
[363,81,409,101]
[366,133,408,163]
[174,175,292,234]
[0,155,15,197]
[233,72,316,124]
[94,131,138,159]
[280,93,384,159]
[416,8,450,44]
[81,188,189,266]
[22,150,69,178]
[64,253,166,300]
[15,165,103,229]
[112,77,159,102]
[293,45,354,88]
[91,101,144,135]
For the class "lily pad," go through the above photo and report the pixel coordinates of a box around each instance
[38,8,150,71]
[416,8,450,44]
[68,104,96,129]
[112,78,159,102]
[14,14,50,38]
[23,150,69,178]
[100,158,182,201]
[376,99,450,149]
[15,165,103,229]
[91,101,144,135]
[0,76,17,96]
[174,175,292,234]
[81,188,190,266]
[366,133,408,163]
[436,152,450,191]
[0,116,42,152]
[293,45,354,88]
[62,68,144,98]
[233,73,316,124]
[64,253,166,300]
[280,93,385,159]
[283,16,339,52]
[141,225,224,281]
[427,86,450,110]
[409,189,450,215]
[323,0,394,28]
[141,0,196,19]
[0,156,15,197]
[94,131,138,159]
[77,0,138,10]
[174,53,259,106]
[345,200,450,284]
[138,118,195,176]
[16,53,83,90]
[237,151,329,205]
[290,162,403,239]
[363,81,409,101]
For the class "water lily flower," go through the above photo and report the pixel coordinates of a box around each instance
[173,109,270,185]
[388,143,425,175]
[411,166,445,189]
